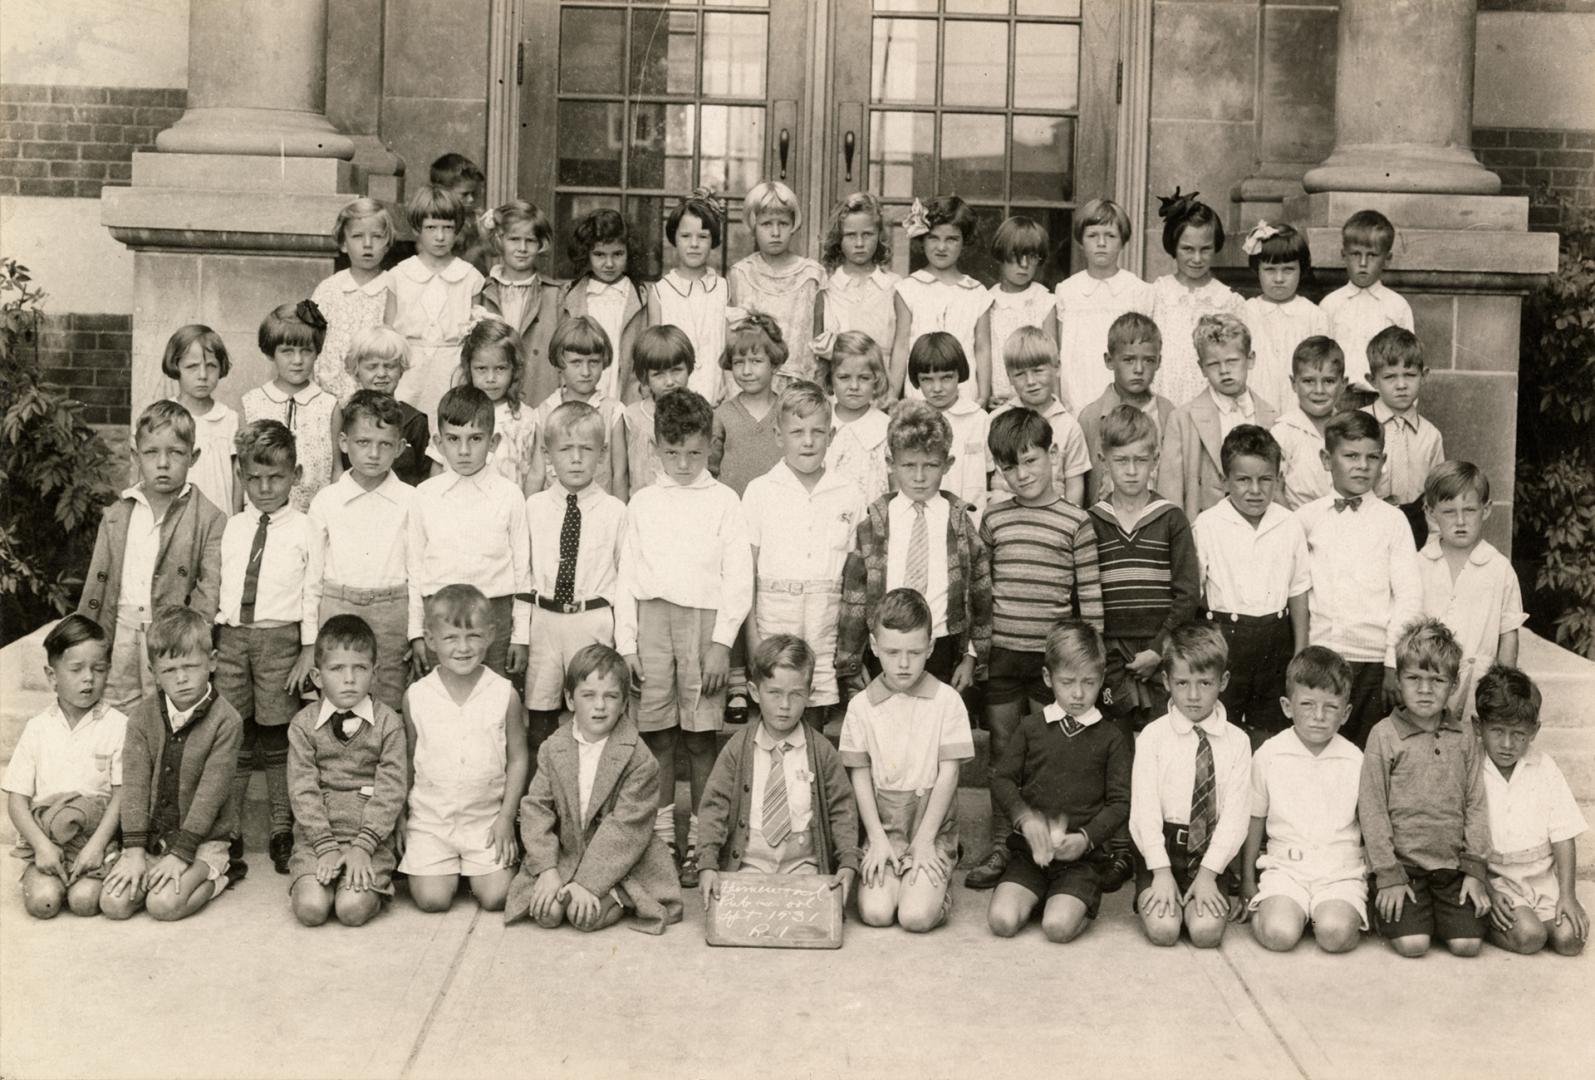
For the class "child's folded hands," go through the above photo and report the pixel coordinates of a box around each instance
[559,880,602,925]
[315,848,344,885]
[1182,868,1229,920]
[905,839,948,886]
[529,867,564,922]
[1018,813,1055,868]
[343,846,375,891]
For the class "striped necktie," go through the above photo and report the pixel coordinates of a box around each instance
[762,741,792,847]
[1188,725,1217,854]
[239,511,270,624]
[904,501,929,598]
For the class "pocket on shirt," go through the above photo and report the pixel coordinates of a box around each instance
[93,752,114,777]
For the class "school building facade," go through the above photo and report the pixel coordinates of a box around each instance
[2,0,1590,552]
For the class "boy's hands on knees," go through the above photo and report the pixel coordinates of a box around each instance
[1236,877,1258,923]
[832,867,856,906]
[624,653,646,687]
[530,868,563,922]
[701,643,731,696]
[1487,883,1515,933]
[104,848,145,897]
[69,839,109,884]
[1182,867,1228,920]
[31,840,68,884]
[1142,868,1180,919]
[1381,666,1400,711]
[1459,875,1491,917]
[343,846,375,891]
[699,869,720,906]
[490,814,517,866]
[409,637,434,678]
[559,881,601,926]
[1555,892,1589,942]
[906,839,948,887]
[146,852,189,893]
[315,848,345,886]
[506,644,528,676]
[1128,650,1162,680]
[286,646,316,693]
[1019,814,1054,868]
[860,840,897,888]
[950,656,976,692]
[1376,882,1415,923]
[1227,894,1249,922]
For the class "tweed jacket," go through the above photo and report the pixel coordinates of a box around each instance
[78,485,226,650]
[559,277,648,403]
[1158,389,1280,523]
[836,491,993,680]
[695,722,861,876]
[476,273,566,408]
[504,717,683,934]
[120,688,242,860]
[1077,386,1176,506]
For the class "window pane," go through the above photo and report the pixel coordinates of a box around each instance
[628,195,668,281]
[946,0,1009,13]
[703,13,768,98]
[941,21,1007,108]
[1011,114,1074,200]
[1033,205,1074,288]
[869,111,935,198]
[630,103,695,190]
[873,0,937,11]
[1016,0,1080,15]
[557,101,625,186]
[871,18,937,105]
[953,204,1006,283]
[700,105,765,196]
[630,9,697,96]
[553,193,622,279]
[1013,23,1079,110]
[940,113,1005,198]
[559,8,626,94]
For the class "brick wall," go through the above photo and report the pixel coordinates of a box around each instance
[1473,127,1595,231]
[0,85,185,198]
[29,313,133,426]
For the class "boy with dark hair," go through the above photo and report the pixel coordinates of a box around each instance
[430,151,488,272]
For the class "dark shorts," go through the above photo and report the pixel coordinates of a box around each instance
[984,646,1051,707]
[1001,836,1111,918]
[1343,661,1388,749]
[1204,610,1291,746]
[1133,823,1239,900]
[1372,865,1488,942]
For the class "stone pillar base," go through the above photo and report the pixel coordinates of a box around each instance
[103,152,362,419]
[1303,144,1501,196]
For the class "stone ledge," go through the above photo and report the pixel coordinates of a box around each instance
[130,152,356,194]
[1285,191,1531,232]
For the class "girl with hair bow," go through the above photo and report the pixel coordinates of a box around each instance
[648,187,734,406]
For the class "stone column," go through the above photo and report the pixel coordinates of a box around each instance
[326,0,406,202]
[1303,0,1497,195]
[103,0,365,420]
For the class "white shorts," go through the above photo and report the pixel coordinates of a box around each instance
[524,605,614,711]
[399,806,510,878]
[1251,860,1368,930]
[1490,854,1560,922]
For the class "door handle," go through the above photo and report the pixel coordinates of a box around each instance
[778,128,791,180]
[843,130,856,183]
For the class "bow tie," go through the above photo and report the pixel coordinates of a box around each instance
[1333,495,1363,512]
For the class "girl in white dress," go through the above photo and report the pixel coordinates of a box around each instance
[311,197,397,403]
[824,330,892,506]
[458,317,540,494]
[986,215,1058,408]
[1054,198,1153,411]
[159,324,239,513]
[647,189,730,406]
[1240,222,1327,413]
[240,301,339,511]
[1149,190,1243,407]
[815,193,900,384]
[391,185,485,422]
[891,195,992,406]
[728,181,826,389]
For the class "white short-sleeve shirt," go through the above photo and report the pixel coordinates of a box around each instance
[838,674,974,793]
[1250,728,1364,874]
[1193,499,1311,616]
[1482,750,1586,862]
[1,702,128,802]
[742,461,865,585]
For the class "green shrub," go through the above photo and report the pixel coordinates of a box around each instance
[1515,207,1595,658]
[0,259,118,645]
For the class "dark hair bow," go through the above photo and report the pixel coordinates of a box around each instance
[295,299,328,332]
[690,186,726,218]
[733,311,785,342]
[1157,187,1199,222]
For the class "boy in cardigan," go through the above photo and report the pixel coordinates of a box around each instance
[697,635,860,904]
[836,399,993,691]
[1160,313,1280,523]
[101,606,241,921]
[286,615,408,928]
[1363,326,1444,548]
[504,644,684,934]
[80,399,226,711]
[986,621,1131,943]
[1078,312,1175,506]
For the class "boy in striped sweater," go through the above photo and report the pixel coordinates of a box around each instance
[966,408,1104,890]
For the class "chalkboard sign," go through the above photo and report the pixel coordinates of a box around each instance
[704,871,845,949]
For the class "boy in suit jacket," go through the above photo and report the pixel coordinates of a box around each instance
[1160,313,1279,522]
[79,401,226,710]
[503,645,683,934]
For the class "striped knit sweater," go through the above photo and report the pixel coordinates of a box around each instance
[979,496,1105,651]
[1086,496,1199,651]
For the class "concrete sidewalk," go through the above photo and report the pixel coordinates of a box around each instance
[3,820,1591,1080]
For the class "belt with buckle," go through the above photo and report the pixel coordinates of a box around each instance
[1203,609,1287,625]
[758,577,841,596]
[517,593,611,614]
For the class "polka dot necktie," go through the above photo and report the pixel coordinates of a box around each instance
[554,491,580,606]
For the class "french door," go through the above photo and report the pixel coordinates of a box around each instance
[519,0,1119,287]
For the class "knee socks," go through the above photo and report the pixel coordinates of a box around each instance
[654,806,674,848]
[234,719,294,838]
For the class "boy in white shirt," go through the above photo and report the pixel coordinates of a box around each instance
[990,325,1091,506]
[406,385,532,683]
[3,616,128,918]
[1320,209,1414,390]
[1294,409,1422,747]
[742,381,866,725]
[1129,623,1252,948]
[1271,336,1346,509]
[616,388,753,881]
[216,420,323,875]
[1192,425,1309,746]
[523,401,626,750]
[310,390,416,711]
[1363,326,1444,548]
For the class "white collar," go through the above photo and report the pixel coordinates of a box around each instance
[890,492,942,517]
[572,725,609,750]
[942,396,984,417]
[396,256,473,285]
[122,483,193,513]
[190,402,232,425]
[1277,729,1360,761]
[1346,280,1391,300]
[437,465,501,493]
[334,470,410,506]
[46,700,111,732]
[335,268,390,297]
[661,268,722,296]
[909,268,982,289]
[315,696,375,730]
[549,479,603,506]
[655,469,718,492]
[488,265,540,289]
[1210,495,1289,534]
[1043,703,1103,730]
[754,721,808,752]
[1092,496,1170,535]
[1208,386,1254,417]
[1485,749,1545,784]
[828,265,894,290]
[1167,702,1235,738]
[165,688,213,732]
[1277,407,1323,435]
[1371,399,1421,430]
[1419,537,1499,567]
[260,381,325,406]
[989,282,1046,306]
[586,277,628,297]
[240,502,298,525]
[1074,268,1137,297]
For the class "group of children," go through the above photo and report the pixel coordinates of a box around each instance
[4,169,1585,962]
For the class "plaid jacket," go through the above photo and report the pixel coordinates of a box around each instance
[836,492,993,680]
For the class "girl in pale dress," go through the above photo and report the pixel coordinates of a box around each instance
[1240,222,1326,413]
[1149,190,1243,407]
[891,195,992,406]
[560,208,647,404]
[622,326,696,496]
[529,316,628,498]
[391,185,485,423]
[457,317,539,494]
[824,330,892,506]
[647,189,730,406]
[159,324,238,513]
[240,300,339,511]
[311,197,398,404]
[986,215,1059,408]
[814,193,900,385]
[728,181,826,388]
[1054,198,1152,411]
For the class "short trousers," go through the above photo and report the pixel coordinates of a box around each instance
[1372,864,1487,942]
[287,789,399,895]
[215,622,303,726]
[106,604,156,711]
[1205,610,1291,744]
[634,599,723,734]
[1133,823,1238,901]
[398,809,511,878]
[870,787,961,870]
[1000,837,1112,918]
[1489,848,1560,922]
[1342,661,1388,750]
[525,605,614,711]
[320,583,409,711]
[984,646,1050,707]
[1251,861,1368,930]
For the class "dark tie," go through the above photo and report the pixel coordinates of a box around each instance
[762,741,792,847]
[1188,725,1217,854]
[1333,495,1363,513]
[331,710,361,738]
[554,491,580,606]
[1058,713,1084,737]
[239,511,270,624]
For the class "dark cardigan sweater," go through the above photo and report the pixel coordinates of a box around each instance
[120,688,242,861]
